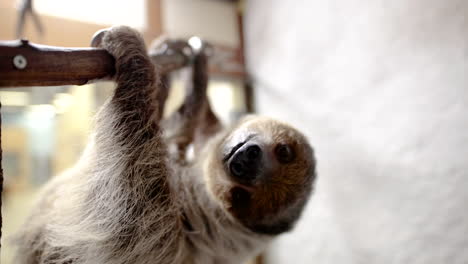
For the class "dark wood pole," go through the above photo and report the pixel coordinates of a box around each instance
[0,40,115,87]
[0,40,190,87]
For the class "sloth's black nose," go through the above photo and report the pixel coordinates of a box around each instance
[229,144,263,181]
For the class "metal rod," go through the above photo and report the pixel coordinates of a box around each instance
[0,40,190,87]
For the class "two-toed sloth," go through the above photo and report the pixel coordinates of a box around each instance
[14,26,316,264]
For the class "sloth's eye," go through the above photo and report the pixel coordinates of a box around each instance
[275,144,295,163]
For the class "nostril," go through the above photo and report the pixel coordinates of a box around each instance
[246,145,261,160]
[230,162,244,177]
[228,144,263,181]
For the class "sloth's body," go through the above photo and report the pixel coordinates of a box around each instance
[15,27,316,264]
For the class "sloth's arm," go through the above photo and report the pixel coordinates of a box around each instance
[92,26,174,206]
[163,46,221,160]
[161,47,209,160]
[89,27,182,258]
[92,26,163,136]
[190,51,222,153]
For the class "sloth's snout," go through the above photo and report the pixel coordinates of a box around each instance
[229,144,263,181]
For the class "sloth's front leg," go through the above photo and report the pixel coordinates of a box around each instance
[91,26,161,136]
[154,40,221,161]
[89,26,182,263]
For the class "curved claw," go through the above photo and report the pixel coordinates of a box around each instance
[90,28,110,48]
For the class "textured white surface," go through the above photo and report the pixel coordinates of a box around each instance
[245,0,468,263]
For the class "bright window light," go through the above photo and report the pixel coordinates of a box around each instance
[188,36,202,51]
[34,0,146,29]
[0,91,29,106]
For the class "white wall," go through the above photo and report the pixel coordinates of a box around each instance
[163,0,239,47]
[245,1,468,263]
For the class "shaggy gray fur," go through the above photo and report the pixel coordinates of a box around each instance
[13,26,269,264]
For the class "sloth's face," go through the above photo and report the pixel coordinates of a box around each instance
[205,116,316,235]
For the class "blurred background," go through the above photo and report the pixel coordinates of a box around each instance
[0,0,250,262]
[1,0,468,264]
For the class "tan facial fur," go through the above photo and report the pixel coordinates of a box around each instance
[204,116,316,234]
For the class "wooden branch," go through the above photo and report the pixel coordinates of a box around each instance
[0,40,190,87]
